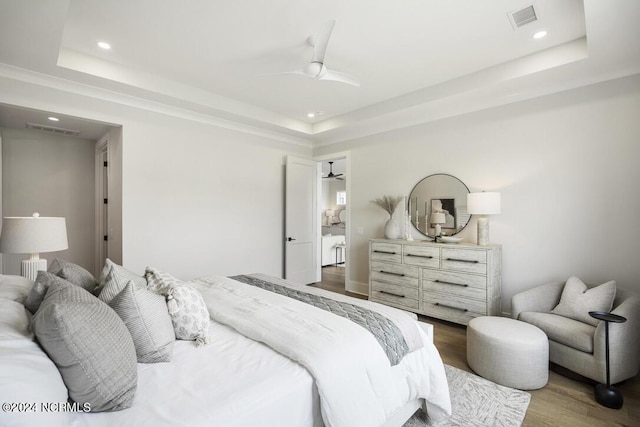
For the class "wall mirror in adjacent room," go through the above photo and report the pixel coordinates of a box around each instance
[408,173,470,236]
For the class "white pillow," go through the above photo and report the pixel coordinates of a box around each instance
[0,274,34,302]
[0,299,73,426]
[551,276,616,326]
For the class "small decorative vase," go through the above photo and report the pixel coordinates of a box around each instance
[384,218,401,239]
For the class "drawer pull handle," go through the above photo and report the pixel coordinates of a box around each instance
[435,279,468,287]
[445,258,479,264]
[380,290,405,298]
[434,302,468,312]
[379,270,405,277]
[406,254,434,259]
[374,250,397,255]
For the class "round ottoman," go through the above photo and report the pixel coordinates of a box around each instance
[467,316,549,390]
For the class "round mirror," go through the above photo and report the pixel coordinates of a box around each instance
[408,173,470,237]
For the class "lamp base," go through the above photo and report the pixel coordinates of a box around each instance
[594,383,623,409]
[477,216,490,246]
[21,258,47,282]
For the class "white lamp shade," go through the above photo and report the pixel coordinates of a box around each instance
[467,192,501,215]
[0,215,68,254]
[430,212,446,224]
[325,210,335,217]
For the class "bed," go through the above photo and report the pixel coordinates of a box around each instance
[0,265,451,427]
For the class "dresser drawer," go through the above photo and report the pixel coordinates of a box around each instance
[422,291,487,314]
[422,270,487,300]
[370,289,420,311]
[441,248,486,274]
[421,300,481,325]
[371,280,420,300]
[371,242,402,263]
[403,245,439,268]
[370,262,419,288]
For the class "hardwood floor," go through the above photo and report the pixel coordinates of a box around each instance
[309,273,640,427]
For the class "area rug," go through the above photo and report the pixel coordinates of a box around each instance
[403,364,531,427]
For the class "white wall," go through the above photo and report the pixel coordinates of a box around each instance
[0,76,311,280]
[316,74,640,311]
[1,128,95,274]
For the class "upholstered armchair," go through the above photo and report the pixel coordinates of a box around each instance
[512,281,640,384]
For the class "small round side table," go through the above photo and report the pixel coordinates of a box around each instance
[589,310,627,409]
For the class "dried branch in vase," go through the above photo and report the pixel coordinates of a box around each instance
[371,195,403,218]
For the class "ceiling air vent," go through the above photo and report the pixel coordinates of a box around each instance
[26,122,80,137]
[508,5,538,29]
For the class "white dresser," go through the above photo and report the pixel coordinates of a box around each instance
[368,238,502,325]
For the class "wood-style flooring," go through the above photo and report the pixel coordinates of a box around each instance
[310,267,640,427]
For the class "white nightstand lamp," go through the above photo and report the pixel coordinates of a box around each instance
[467,192,501,246]
[0,213,68,281]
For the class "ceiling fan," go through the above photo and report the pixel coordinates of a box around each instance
[323,161,344,180]
[265,20,360,87]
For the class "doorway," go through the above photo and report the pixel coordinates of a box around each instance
[317,155,349,293]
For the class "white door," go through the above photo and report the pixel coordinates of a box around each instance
[285,156,319,284]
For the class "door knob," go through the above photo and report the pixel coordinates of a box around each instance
[287,237,296,241]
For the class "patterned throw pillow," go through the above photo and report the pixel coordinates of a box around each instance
[165,284,210,345]
[551,276,616,326]
[145,267,179,294]
[144,267,210,345]
[48,259,97,293]
[32,279,137,412]
[109,281,175,363]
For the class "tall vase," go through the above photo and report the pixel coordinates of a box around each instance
[384,218,401,239]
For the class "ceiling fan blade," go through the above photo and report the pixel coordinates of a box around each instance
[311,20,336,63]
[319,69,360,87]
[258,68,307,77]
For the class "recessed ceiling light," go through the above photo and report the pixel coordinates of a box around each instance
[48,116,59,122]
[307,112,315,118]
[532,30,547,39]
[97,41,111,50]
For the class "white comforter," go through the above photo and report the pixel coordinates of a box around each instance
[189,274,451,427]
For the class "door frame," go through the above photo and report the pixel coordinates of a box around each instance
[314,151,351,291]
[94,135,109,277]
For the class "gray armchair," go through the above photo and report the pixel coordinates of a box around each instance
[512,281,640,384]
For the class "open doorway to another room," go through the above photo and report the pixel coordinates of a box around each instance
[318,158,347,293]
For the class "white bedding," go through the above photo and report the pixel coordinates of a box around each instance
[190,274,451,427]
[0,273,451,427]
[69,321,322,427]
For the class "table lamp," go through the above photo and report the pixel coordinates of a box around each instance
[325,209,335,225]
[467,192,501,245]
[430,212,446,237]
[0,213,68,281]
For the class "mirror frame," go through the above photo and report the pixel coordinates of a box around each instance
[408,173,470,237]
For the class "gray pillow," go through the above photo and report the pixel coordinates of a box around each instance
[95,259,146,298]
[32,280,137,412]
[109,281,175,363]
[48,259,97,292]
[551,276,616,326]
[24,271,74,314]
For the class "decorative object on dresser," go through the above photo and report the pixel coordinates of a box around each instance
[0,213,68,281]
[467,191,501,246]
[430,212,446,237]
[371,195,403,239]
[408,173,471,237]
[369,238,502,325]
[325,209,335,225]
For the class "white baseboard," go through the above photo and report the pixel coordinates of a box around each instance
[346,280,369,296]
